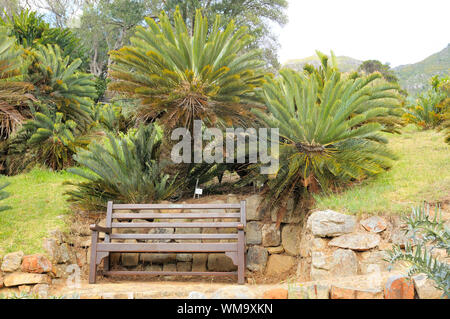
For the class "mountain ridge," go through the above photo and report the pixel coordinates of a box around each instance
[282,44,450,95]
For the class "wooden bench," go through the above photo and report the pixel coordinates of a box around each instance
[89,201,247,284]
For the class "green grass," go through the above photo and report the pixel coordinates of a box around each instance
[313,125,450,215]
[0,168,82,255]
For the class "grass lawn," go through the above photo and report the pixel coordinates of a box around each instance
[0,168,82,255]
[313,125,450,215]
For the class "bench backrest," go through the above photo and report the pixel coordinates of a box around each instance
[104,201,246,242]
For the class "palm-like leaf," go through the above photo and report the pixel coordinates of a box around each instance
[255,67,399,221]
[0,27,34,139]
[109,7,266,130]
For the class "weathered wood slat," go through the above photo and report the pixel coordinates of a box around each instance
[111,222,241,228]
[111,212,241,219]
[90,200,247,285]
[112,203,241,210]
[103,271,237,277]
[96,243,238,252]
[110,233,237,240]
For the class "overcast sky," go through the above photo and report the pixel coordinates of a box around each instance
[274,0,450,67]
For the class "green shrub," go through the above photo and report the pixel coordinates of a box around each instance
[66,124,180,211]
[385,205,450,298]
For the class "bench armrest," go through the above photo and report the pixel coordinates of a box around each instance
[90,224,112,233]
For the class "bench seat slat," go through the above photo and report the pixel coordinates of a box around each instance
[111,212,241,219]
[104,271,237,277]
[110,233,237,240]
[96,243,238,252]
[111,222,240,228]
[112,204,241,210]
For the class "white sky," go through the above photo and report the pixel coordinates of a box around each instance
[274,0,450,67]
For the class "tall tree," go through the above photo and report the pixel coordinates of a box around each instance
[0,0,22,19]
[75,0,156,76]
[22,0,84,28]
[358,60,399,83]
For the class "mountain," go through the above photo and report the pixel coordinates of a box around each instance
[393,44,450,95]
[283,56,362,73]
[282,45,450,96]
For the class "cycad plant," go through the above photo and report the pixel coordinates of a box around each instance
[386,205,450,298]
[30,44,97,131]
[303,51,404,134]
[66,124,180,211]
[0,27,34,140]
[254,68,399,222]
[22,104,89,170]
[404,76,448,129]
[0,9,88,65]
[108,7,266,130]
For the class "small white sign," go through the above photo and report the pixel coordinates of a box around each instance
[195,188,203,195]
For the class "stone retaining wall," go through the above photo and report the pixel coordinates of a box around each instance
[1,193,448,299]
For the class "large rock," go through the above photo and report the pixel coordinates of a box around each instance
[43,238,71,264]
[147,227,175,243]
[21,254,52,273]
[384,275,415,299]
[176,254,193,262]
[328,233,380,251]
[246,246,268,272]
[140,253,177,264]
[413,274,444,299]
[246,222,262,245]
[32,284,50,298]
[360,216,387,233]
[267,246,284,254]
[246,195,266,221]
[177,262,192,272]
[192,254,208,272]
[207,254,237,272]
[265,254,296,277]
[261,224,281,247]
[211,286,255,299]
[307,210,356,237]
[311,249,358,281]
[1,251,24,272]
[4,272,50,287]
[359,251,389,274]
[331,285,383,299]
[288,282,330,299]
[390,229,414,248]
[263,288,288,299]
[270,198,302,224]
[281,224,301,256]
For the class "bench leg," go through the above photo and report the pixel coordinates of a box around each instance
[237,231,245,285]
[89,231,98,284]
